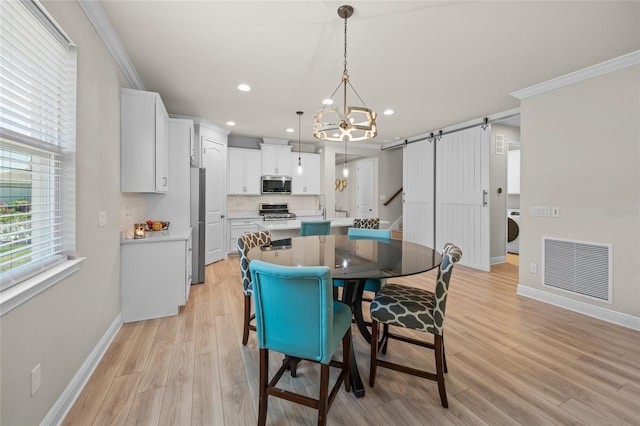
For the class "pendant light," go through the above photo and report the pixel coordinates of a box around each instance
[296,111,303,175]
[313,5,377,143]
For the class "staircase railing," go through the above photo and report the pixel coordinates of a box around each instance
[383,187,403,207]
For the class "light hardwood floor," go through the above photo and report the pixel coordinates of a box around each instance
[63,255,640,425]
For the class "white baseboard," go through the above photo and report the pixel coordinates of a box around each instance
[517,285,640,331]
[43,313,123,426]
[491,256,506,265]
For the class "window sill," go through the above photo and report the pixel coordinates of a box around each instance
[0,258,86,316]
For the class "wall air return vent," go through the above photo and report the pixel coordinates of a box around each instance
[543,238,611,303]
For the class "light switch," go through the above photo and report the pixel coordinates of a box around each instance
[552,207,560,217]
[98,211,107,227]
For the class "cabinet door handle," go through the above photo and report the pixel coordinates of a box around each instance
[482,190,488,207]
[163,177,168,186]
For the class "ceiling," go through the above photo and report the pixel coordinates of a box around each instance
[98,1,639,146]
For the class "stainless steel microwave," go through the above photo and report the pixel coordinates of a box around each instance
[261,176,292,194]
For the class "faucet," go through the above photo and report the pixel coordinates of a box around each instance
[318,194,326,220]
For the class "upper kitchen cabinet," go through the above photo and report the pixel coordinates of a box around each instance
[291,152,321,195]
[261,139,292,176]
[121,88,169,193]
[228,148,261,195]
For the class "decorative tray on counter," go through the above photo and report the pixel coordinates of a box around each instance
[145,220,170,231]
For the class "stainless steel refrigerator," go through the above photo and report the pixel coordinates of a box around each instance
[190,168,206,284]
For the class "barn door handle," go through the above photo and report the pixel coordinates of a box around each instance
[483,190,488,207]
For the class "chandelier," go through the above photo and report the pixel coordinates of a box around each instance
[313,5,377,143]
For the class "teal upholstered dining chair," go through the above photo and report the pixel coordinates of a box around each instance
[369,243,462,408]
[249,260,352,426]
[300,220,331,236]
[334,227,392,295]
[236,230,271,345]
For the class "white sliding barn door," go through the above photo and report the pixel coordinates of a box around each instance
[403,141,434,247]
[436,127,490,271]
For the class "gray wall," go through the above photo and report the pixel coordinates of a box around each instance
[518,64,639,317]
[0,2,129,424]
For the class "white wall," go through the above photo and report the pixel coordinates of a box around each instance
[0,2,130,424]
[518,64,640,320]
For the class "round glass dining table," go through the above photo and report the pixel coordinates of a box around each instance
[247,234,443,397]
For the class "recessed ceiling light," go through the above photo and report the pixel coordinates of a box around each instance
[226,121,236,126]
[237,83,251,92]
[332,133,340,138]
[322,99,334,105]
[286,128,294,133]
[384,109,394,115]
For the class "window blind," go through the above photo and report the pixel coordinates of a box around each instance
[0,0,76,290]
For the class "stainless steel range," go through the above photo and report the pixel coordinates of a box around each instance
[259,203,296,221]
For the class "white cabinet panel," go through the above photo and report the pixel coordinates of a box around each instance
[228,148,261,195]
[121,88,169,193]
[261,144,292,176]
[121,231,192,322]
[291,152,321,195]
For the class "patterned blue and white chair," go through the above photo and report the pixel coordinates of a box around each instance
[237,230,271,345]
[369,243,462,408]
[353,218,380,229]
[250,260,352,426]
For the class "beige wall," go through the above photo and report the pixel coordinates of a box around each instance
[0,2,129,424]
[518,65,640,318]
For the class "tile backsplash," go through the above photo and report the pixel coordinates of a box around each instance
[120,193,146,236]
[227,195,318,214]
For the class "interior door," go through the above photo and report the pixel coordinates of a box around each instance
[356,158,374,218]
[403,141,434,246]
[435,127,490,271]
[203,137,225,264]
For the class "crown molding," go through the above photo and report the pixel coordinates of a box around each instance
[78,0,144,90]
[511,50,640,100]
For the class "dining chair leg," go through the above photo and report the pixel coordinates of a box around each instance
[242,295,251,345]
[442,334,448,374]
[258,349,269,425]
[381,323,389,354]
[317,364,330,426]
[343,329,351,392]
[434,334,448,408]
[369,320,378,387]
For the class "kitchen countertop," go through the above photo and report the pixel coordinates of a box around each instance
[255,217,356,231]
[121,227,192,244]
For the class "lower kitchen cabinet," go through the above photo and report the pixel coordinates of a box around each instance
[228,218,259,255]
[121,229,192,322]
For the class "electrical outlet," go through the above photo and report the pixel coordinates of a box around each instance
[552,207,560,217]
[98,211,107,227]
[31,364,41,396]
[529,263,538,274]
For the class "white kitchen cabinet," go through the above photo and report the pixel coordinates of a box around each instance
[261,144,292,176]
[508,149,521,194]
[228,218,259,255]
[121,88,169,193]
[291,152,321,195]
[228,148,261,195]
[121,230,192,322]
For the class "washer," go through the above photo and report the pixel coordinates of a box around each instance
[507,209,520,254]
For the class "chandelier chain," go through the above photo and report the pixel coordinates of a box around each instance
[343,12,348,75]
